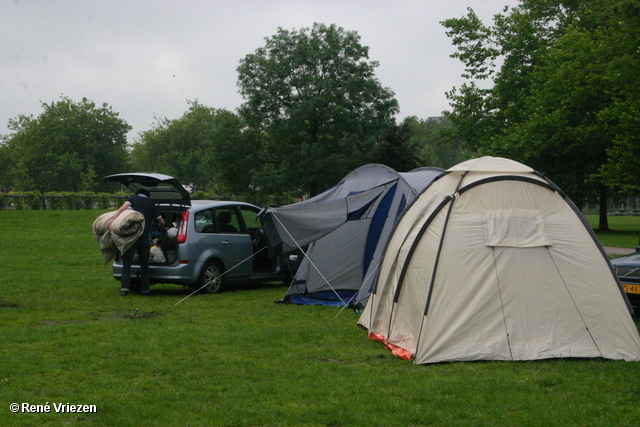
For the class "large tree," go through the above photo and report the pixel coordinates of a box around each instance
[442,0,640,229]
[237,23,399,196]
[1,96,130,192]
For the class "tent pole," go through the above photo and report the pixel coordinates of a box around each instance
[271,213,346,306]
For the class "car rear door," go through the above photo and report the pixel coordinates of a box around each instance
[102,172,191,207]
[194,206,253,277]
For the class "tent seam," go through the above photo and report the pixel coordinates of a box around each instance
[491,247,514,361]
[545,246,604,358]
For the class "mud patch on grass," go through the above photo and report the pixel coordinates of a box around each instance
[319,357,367,365]
[35,311,164,326]
[40,319,89,326]
[0,300,22,309]
[112,310,163,320]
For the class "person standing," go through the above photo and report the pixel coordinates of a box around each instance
[110,189,165,296]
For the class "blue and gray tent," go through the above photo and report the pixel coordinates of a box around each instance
[259,164,444,307]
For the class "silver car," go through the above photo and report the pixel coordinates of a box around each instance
[103,173,287,293]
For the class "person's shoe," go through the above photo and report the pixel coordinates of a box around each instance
[120,291,128,297]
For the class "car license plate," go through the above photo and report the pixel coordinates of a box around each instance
[622,283,640,294]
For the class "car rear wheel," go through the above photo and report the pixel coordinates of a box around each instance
[199,260,225,294]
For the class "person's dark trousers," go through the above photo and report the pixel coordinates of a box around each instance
[120,233,151,293]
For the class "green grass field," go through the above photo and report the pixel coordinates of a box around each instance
[585,214,640,250]
[1,210,640,426]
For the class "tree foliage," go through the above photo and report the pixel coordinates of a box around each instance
[368,122,421,172]
[406,117,472,169]
[130,101,244,192]
[368,117,470,172]
[442,0,640,229]
[202,109,264,197]
[237,23,399,196]
[1,96,130,192]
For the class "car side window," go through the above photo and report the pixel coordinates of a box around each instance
[215,207,243,234]
[194,209,215,233]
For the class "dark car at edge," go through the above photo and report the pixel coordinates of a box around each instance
[610,251,640,313]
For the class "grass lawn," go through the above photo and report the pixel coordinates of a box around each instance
[585,214,640,250]
[1,210,640,426]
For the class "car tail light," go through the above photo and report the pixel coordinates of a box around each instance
[177,210,189,244]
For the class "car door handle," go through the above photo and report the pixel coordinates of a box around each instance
[222,240,232,246]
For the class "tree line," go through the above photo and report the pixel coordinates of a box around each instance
[0,23,463,203]
[2,4,639,229]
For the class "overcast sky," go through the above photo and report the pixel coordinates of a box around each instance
[1,0,517,142]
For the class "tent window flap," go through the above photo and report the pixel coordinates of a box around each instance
[482,209,552,247]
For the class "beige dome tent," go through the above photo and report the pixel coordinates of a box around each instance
[359,157,640,364]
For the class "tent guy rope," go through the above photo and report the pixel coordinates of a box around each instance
[173,246,268,306]
[270,212,346,306]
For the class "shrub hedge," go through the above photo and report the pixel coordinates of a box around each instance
[0,191,243,210]
[2,192,128,210]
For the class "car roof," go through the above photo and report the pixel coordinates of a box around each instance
[610,252,640,266]
[187,200,260,210]
[102,172,191,206]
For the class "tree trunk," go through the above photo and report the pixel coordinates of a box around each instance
[598,184,609,231]
[309,181,320,198]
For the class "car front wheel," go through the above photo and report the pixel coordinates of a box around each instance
[199,260,225,294]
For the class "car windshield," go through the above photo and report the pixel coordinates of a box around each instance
[133,182,183,201]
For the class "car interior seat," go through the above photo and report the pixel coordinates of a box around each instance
[217,211,237,233]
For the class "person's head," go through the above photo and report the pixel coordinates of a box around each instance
[136,189,151,198]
